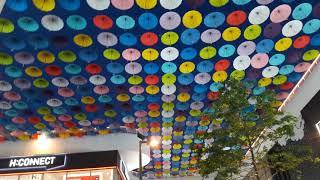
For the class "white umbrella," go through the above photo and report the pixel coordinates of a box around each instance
[201,29,221,44]
[159,11,181,30]
[122,116,135,123]
[161,84,176,95]
[162,127,173,133]
[248,5,270,24]
[161,47,179,61]
[161,94,176,102]
[89,75,106,85]
[160,0,182,10]
[0,101,11,110]
[79,120,92,127]
[262,66,279,78]
[194,72,211,85]
[0,81,12,92]
[233,56,251,70]
[41,15,64,31]
[47,98,63,107]
[87,0,110,10]
[237,41,256,56]
[125,62,142,74]
[190,101,204,110]
[282,20,303,37]
[162,110,174,117]
[97,32,118,47]
[162,140,172,145]
[52,77,69,88]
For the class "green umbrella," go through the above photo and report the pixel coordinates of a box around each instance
[0,52,13,65]
[33,78,49,88]
[0,18,14,33]
[58,50,77,63]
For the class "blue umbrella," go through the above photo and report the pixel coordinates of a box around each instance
[2,36,26,51]
[23,89,37,99]
[144,62,159,74]
[12,101,28,110]
[197,61,213,73]
[161,62,177,73]
[17,17,39,32]
[138,13,158,30]
[303,19,320,34]
[66,15,87,30]
[64,98,79,106]
[27,34,49,49]
[53,107,68,114]
[116,15,135,29]
[64,64,82,74]
[256,39,274,53]
[178,73,194,85]
[78,48,98,63]
[193,84,208,93]
[243,80,256,89]
[110,75,126,84]
[269,53,285,66]
[204,12,225,28]
[192,92,206,101]
[147,95,160,103]
[311,34,320,46]
[5,66,22,78]
[58,0,80,11]
[292,3,312,20]
[218,44,235,58]
[119,33,137,46]
[162,117,173,122]
[4,110,18,118]
[6,0,28,12]
[232,0,251,5]
[98,95,112,103]
[132,95,145,102]
[279,65,294,75]
[181,29,200,45]
[106,62,124,74]
[134,102,146,110]
[78,86,91,95]
[288,73,301,82]
[253,86,266,95]
[180,47,197,60]
[210,82,224,92]
[176,102,189,110]
[282,0,294,2]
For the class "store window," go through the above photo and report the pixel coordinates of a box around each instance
[0,176,18,180]
[43,172,67,180]
[19,174,43,180]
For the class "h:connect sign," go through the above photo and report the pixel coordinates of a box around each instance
[9,157,56,168]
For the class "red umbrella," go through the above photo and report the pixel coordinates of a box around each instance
[293,35,310,49]
[85,64,102,74]
[207,92,220,101]
[12,117,26,124]
[227,10,247,26]
[58,88,75,98]
[85,104,99,112]
[28,116,41,124]
[64,121,76,128]
[45,65,62,76]
[145,75,159,85]
[150,122,160,127]
[280,82,294,90]
[140,32,158,46]
[0,135,5,142]
[125,123,135,129]
[93,15,113,30]
[215,59,230,71]
[148,103,160,111]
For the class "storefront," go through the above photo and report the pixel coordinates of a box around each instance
[0,151,128,180]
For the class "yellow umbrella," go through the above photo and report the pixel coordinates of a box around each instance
[98,129,110,135]
[172,156,180,161]
[150,127,160,133]
[116,94,130,102]
[173,144,182,149]
[175,116,186,122]
[162,122,173,127]
[73,34,93,47]
[184,139,193,144]
[37,50,55,64]
[34,123,46,130]
[209,0,229,7]
[128,75,143,85]
[163,149,171,154]
[32,0,55,12]
[161,32,179,45]
[199,46,216,59]
[162,136,172,141]
[275,38,292,52]
[74,113,87,121]
[177,93,191,102]
[146,85,160,95]
[43,114,56,122]
[142,48,159,61]
[303,49,319,61]
[189,109,201,117]
[59,132,70,139]
[231,70,245,80]
[148,110,160,117]
[179,62,195,73]
[212,71,228,82]
[182,153,190,158]
[258,78,272,87]
[182,10,202,29]
[58,50,77,63]
[162,102,174,111]
[272,101,283,108]
[222,27,241,41]
[103,48,120,60]
[104,110,117,117]
[25,66,43,77]
[200,120,210,126]
[273,75,287,85]
[136,0,157,9]
[37,107,51,115]
[0,18,14,33]
[244,24,262,40]
[18,134,30,141]
[162,74,176,85]
[138,122,148,128]
[81,96,95,104]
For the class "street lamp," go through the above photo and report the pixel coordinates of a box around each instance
[137,133,159,180]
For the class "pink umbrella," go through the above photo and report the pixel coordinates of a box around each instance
[11,117,26,124]
[93,85,110,95]
[58,88,75,98]
[111,0,134,10]
[54,126,66,133]
[237,41,256,56]
[251,53,269,69]
[201,29,221,44]
[10,130,25,137]
[3,91,21,101]
[294,62,311,73]
[186,120,198,127]
[270,4,291,23]
[92,118,105,125]
[159,11,181,30]
[125,62,142,74]
[58,114,72,122]
[276,92,289,100]
[135,110,148,117]
[136,117,147,122]
[122,48,141,61]
[137,127,149,133]
[153,154,162,158]
[129,85,144,94]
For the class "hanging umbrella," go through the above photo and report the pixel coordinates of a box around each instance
[64,64,82,75]
[129,86,144,95]
[162,94,176,102]
[97,32,118,47]
[66,15,87,30]
[293,35,310,49]
[140,32,158,46]
[160,47,179,61]
[212,71,228,82]
[287,51,302,64]
[161,85,176,95]
[103,48,120,60]
[197,61,213,73]
[209,0,229,7]
[282,20,303,37]
[110,75,126,84]
[0,18,14,33]
[292,3,312,20]
[218,44,235,58]
[5,66,22,78]
[214,59,230,71]
[0,101,12,110]
[52,77,69,88]
[25,66,42,77]
[159,12,181,30]
[256,39,274,53]
[47,98,62,107]
[37,50,55,64]
[106,62,124,74]
[17,16,39,32]
[142,48,159,61]
[314,3,320,18]
[204,12,225,28]
[161,32,179,46]
[275,37,292,52]
[111,0,134,10]
[262,66,279,78]
[179,62,195,73]
[303,19,320,34]
[178,73,194,85]
[58,88,75,98]
[270,4,291,23]
[145,75,159,85]
[28,34,49,49]
[116,15,135,29]
[199,46,216,59]
[93,85,109,95]
[258,78,272,87]
[51,35,68,48]
[186,0,205,9]
[233,56,251,70]
[6,0,28,12]
[13,78,31,90]
[181,29,200,45]
[128,75,143,85]
[58,50,77,63]
[93,15,113,30]
[33,78,49,88]
[162,74,176,85]
[122,48,140,61]
[263,22,282,38]
[58,0,80,10]
[78,48,98,63]
[136,0,157,9]
[251,53,269,69]
[248,5,270,25]
[160,62,176,74]
[227,10,247,26]
[73,34,93,47]
[256,0,273,5]
[200,29,221,44]
[14,52,34,65]
[119,33,137,46]
[125,62,142,74]
[87,0,110,10]
[194,73,211,85]
[273,75,287,85]
[180,48,197,60]
[2,36,26,51]
[138,13,158,30]
[160,0,181,9]
[70,75,88,86]
[237,41,256,56]
[41,15,64,31]
[303,49,319,61]
[0,53,13,65]
[182,10,202,29]
[33,0,55,12]
[222,27,241,41]
[85,63,102,74]
[0,81,12,92]
[294,62,311,73]
[279,65,294,75]
[244,24,262,40]
[89,75,106,85]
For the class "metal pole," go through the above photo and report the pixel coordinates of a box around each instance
[139,140,143,180]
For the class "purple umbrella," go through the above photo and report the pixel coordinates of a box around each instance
[287,51,303,64]
[125,62,142,75]
[97,32,118,47]
[201,29,221,44]
[159,11,181,30]
[263,23,282,38]
[186,0,205,8]
[161,94,176,102]
[247,69,261,80]
[14,51,35,65]
[237,41,256,56]
[314,3,320,18]
[52,35,69,48]
[13,78,31,90]
[70,75,88,86]
[178,85,191,93]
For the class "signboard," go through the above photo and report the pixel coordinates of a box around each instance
[0,154,66,172]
